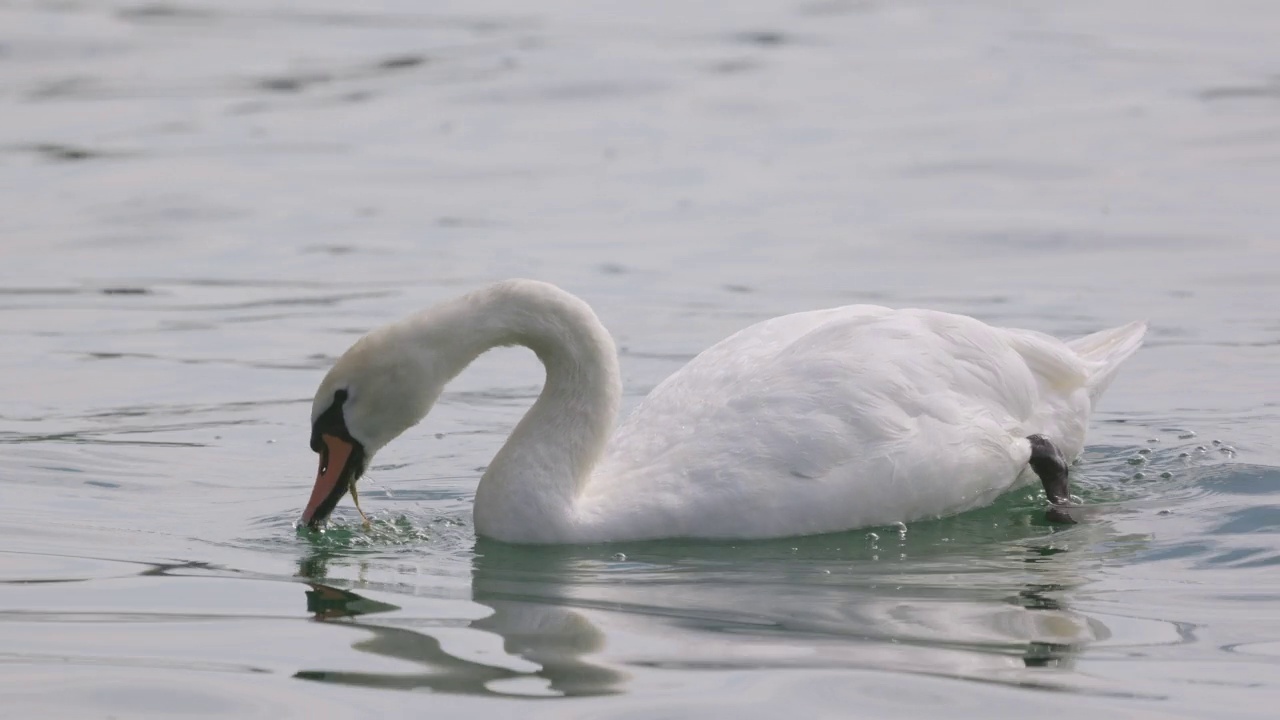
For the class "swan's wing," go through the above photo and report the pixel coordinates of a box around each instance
[999,328,1089,393]
[588,307,1086,538]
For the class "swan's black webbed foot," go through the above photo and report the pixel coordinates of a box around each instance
[1027,434,1076,524]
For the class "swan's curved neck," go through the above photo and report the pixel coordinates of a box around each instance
[424,281,621,542]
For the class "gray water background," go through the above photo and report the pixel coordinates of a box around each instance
[2,1,1279,717]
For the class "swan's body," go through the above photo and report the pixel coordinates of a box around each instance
[301,280,1145,544]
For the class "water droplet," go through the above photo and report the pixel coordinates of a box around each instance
[871,554,879,561]
[611,553,626,562]
[865,532,880,541]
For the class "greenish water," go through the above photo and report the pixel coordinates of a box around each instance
[3,1,1280,717]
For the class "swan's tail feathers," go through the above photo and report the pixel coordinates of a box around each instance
[1069,320,1147,404]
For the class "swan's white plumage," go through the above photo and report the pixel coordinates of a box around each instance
[310,279,1145,544]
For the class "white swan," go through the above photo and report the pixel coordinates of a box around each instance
[300,279,1145,544]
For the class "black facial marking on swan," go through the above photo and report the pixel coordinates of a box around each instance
[311,388,353,452]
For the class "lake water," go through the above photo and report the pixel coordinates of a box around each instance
[3,0,1279,716]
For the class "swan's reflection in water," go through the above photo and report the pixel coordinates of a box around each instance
[293,548,626,697]
[291,532,1129,698]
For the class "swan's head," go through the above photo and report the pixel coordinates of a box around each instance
[300,324,446,529]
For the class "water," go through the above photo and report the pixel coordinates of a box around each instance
[3,0,1279,716]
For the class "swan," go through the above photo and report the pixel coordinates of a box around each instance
[300,279,1145,544]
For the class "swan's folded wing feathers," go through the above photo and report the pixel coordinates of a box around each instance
[999,328,1089,394]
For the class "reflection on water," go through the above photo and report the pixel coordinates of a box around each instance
[296,552,626,697]
[304,583,400,620]
[288,520,1137,700]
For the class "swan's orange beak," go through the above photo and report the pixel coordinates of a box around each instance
[301,434,355,529]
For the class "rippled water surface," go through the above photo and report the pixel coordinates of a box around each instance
[3,1,1280,717]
